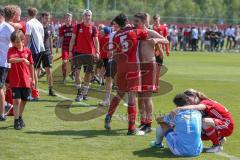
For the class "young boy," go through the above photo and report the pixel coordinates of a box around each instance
[7,30,35,130]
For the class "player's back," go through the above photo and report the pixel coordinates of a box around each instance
[113,27,147,63]
[174,110,203,156]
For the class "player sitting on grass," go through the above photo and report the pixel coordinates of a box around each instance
[172,89,234,153]
[151,93,203,157]
[7,30,35,130]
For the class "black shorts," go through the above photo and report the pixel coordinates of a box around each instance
[155,56,163,66]
[33,51,53,69]
[73,53,94,73]
[0,67,8,89]
[96,59,103,69]
[12,88,30,101]
[96,58,108,69]
[105,60,117,79]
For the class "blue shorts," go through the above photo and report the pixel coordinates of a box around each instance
[165,128,182,156]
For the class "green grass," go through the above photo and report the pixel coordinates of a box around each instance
[1,51,240,160]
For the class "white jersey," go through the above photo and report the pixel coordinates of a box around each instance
[0,21,14,68]
[26,18,45,54]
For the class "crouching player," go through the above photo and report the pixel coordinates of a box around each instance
[151,93,203,157]
[174,89,234,153]
[7,30,35,130]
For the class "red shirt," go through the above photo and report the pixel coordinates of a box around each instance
[7,47,34,88]
[99,34,110,59]
[153,24,168,37]
[113,27,148,64]
[73,22,98,54]
[19,21,26,34]
[200,99,234,126]
[59,24,73,51]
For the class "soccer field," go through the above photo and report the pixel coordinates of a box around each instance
[0,51,239,160]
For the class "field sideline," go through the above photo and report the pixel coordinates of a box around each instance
[0,51,239,160]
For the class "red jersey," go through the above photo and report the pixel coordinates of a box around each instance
[59,24,73,51]
[153,24,168,37]
[73,22,98,54]
[19,21,26,34]
[113,27,148,64]
[7,47,34,88]
[200,99,234,128]
[99,34,110,59]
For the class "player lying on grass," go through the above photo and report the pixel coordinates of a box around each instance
[171,89,234,153]
[151,93,203,157]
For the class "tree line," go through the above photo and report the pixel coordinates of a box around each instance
[1,0,240,24]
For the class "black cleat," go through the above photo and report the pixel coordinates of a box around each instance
[0,115,6,121]
[104,115,112,130]
[127,129,137,136]
[14,119,22,130]
[83,95,88,100]
[19,117,25,127]
[141,125,152,134]
[49,90,56,96]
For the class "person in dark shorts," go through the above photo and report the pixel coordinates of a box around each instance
[40,12,56,96]
[69,9,100,102]
[7,30,35,130]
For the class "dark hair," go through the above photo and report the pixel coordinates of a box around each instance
[113,13,128,28]
[153,14,160,20]
[41,11,50,17]
[173,93,188,106]
[10,30,25,43]
[4,5,17,21]
[134,12,147,22]
[28,7,38,17]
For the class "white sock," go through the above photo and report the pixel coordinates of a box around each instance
[156,126,164,144]
[82,85,89,95]
[75,84,81,89]
[105,91,111,101]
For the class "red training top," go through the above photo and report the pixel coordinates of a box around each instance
[7,47,34,88]
[73,22,98,54]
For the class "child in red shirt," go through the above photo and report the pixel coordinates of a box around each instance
[7,30,35,130]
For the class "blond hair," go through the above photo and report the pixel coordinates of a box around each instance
[184,88,209,100]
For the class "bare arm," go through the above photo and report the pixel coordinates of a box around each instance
[93,37,100,58]
[29,64,35,83]
[147,29,169,45]
[9,22,23,30]
[56,37,63,53]
[8,58,29,65]
[177,104,206,111]
[69,33,76,58]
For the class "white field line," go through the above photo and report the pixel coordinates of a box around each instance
[38,88,240,160]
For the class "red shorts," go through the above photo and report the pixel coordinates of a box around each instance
[140,62,159,92]
[62,50,69,60]
[213,118,234,137]
[116,71,141,92]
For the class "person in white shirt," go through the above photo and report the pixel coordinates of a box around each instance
[225,25,235,50]
[0,5,15,120]
[25,7,45,92]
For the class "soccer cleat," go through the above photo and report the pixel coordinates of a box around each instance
[0,115,6,121]
[104,115,112,130]
[19,117,25,127]
[137,124,145,130]
[83,95,88,100]
[141,125,152,134]
[75,94,83,102]
[63,78,66,84]
[219,137,226,146]
[127,129,137,136]
[206,145,223,153]
[14,119,22,130]
[150,141,164,148]
[49,90,56,96]
[99,100,110,107]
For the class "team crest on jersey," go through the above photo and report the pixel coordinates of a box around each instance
[79,29,83,33]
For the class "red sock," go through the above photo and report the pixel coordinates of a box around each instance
[128,104,137,131]
[62,63,67,78]
[205,126,219,145]
[107,96,121,116]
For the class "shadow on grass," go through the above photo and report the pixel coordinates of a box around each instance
[133,147,179,159]
[25,129,126,139]
[0,125,13,130]
[29,99,60,103]
[43,104,99,108]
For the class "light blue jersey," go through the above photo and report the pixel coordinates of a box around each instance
[164,110,203,157]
